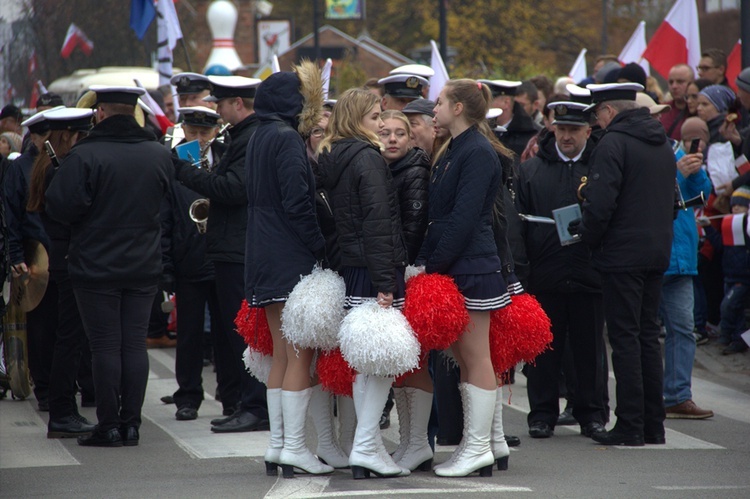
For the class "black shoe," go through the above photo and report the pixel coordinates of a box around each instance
[176,406,198,421]
[591,429,644,446]
[47,415,95,438]
[379,412,390,430]
[160,395,175,404]
[77,427,123,447]
[211,409,238,426]
[557,408,576,426]
[210,411,269,433]
[120,426,139,446]
[722,340,749,355]
[644,434,666,445]
[528,422,553,438]
[580,421,607,438]
[505,435,521,447]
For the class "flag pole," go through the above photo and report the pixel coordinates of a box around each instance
[180,38,193,72]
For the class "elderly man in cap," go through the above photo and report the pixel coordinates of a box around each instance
[173,75,270,433]
[401,99,436,157]
[569,82,676,446]
[46,86,171,447]
[516,101,607,441]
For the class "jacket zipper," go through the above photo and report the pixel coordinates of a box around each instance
[319,191,333,217]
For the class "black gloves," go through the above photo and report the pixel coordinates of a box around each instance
[159,273,176,294]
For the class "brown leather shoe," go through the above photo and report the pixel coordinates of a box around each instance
[665,400,713,419]
[146,336,177,349]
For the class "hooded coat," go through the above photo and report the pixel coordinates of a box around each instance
[244,66,326,302]
[578,107,675,272]
[388,147,429,263]
[45,114,170,287]
[516,131,601,293]
[319,139,408,294]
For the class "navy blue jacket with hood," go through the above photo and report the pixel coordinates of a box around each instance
[244,68,325,303]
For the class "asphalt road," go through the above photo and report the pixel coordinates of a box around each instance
[1,344,749,499]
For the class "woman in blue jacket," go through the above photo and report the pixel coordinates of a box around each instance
[244,62,332,478]
[418,79,508,477]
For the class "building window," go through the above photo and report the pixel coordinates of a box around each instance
[705,0,739,13]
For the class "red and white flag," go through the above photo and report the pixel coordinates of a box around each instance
[642,0,701,79]
[568,48,588,84]
[721,214,750,247]
[61,23,94,58]
[134,78,173,134]
[321,58,333,100]
[428,40,450,102]
[726,39,742,94]
[619,21,650,76]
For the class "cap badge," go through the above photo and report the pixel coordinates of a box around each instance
[555,104,568,116]
[406,77,419,89]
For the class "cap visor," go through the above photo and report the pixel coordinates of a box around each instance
[202,95,219,103]
[553,119,588,126]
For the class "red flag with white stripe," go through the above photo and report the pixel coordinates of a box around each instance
[726,40,742,94]
[61,23,94,58]
[134,78,173,134]
[641,0,701,78]
[721,214,749,247]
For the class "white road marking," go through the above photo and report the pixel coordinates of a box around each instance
[654,485,750,490]
[264,475,331,499]
[0,400,79,469]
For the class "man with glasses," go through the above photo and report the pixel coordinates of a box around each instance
[660,64,694,141]
[569,82,676,446]
[697,49,729,86]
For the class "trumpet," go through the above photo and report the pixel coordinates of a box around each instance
[189,198,210,234]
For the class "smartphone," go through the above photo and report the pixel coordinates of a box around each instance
[688,138,700,154]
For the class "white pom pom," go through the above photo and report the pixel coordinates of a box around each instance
[242,346,272,385]
[281,267,346,351]
[338,301,420,377]
[404,265,424,283]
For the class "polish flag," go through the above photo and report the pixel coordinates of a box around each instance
[61,23,94,58]
[568,48,588,84]
[619,21,650,76]
[721,214,749,247]
[641,0,701,79]
[726,40,742,94]
[321,58,333,100]
[134,78,173,134]
[428,40,450,102]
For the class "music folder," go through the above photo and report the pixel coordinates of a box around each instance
[175,140,201,166]
[552,204,582,246]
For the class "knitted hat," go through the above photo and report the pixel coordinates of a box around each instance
[737,67,750,94]
[730,186,750,207]
[681,117,709,145]
[699,84,736,114]
[0,132,22,153]
[617,63,647,87]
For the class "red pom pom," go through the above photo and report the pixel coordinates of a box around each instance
[317,349,355,397]
[234,299,273,356]
[490,293,553,377]
[403,273,469,351]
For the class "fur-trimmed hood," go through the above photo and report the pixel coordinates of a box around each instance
[253,60,323,136]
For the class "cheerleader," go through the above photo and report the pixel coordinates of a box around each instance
[418,80,509,477]
[318,88,410,479]
[245,62,333,478]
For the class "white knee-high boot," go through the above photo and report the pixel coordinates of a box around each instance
[395,388,434,471]
[491,386,509,471]
[279,389,334,478]
[434,384,495,477]
[349,374,409,479]
[390,387,410,462]
[310,385,349,468]
[337,395,356,456]
[265,388,283,476]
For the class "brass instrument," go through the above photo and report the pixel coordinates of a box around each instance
[189,198,210,234]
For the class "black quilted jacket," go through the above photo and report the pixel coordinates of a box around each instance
[388,147,429,264]
[319,138,407,293]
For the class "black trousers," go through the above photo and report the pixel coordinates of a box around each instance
[48,274,93,419]
[526,292,606,427]
[430,350,463,443]
[173,279,220,410]
[26,281,58,402]
[213,262,267,418]
[602,271,666,436]
[74,285,157,432]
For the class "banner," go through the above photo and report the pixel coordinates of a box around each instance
[325,0,364,20]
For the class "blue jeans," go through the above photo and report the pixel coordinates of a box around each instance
[719,282,750,343]
[659,275,696,407]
